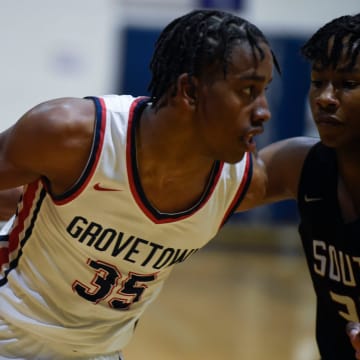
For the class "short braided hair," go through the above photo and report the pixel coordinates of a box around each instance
[301,13,360,70]
[148,9,280,109]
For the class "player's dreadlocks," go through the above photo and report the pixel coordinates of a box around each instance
[148,9,280,110]
[301,13,360,70]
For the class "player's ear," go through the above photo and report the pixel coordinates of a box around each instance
[177,73,198,108]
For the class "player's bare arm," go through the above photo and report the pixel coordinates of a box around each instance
[0,187,22,221]
[259,136,318,202]
[0,98,96,194]
[236,136,318,211]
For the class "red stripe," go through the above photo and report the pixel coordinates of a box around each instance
[219,152,251,228]
[127,102,224,223]
[54,97,107,205]
[126,98,159,222]
[8,181,40,253]
[151,162,224,224]
[0,248,9,269]
[126,97,143,195]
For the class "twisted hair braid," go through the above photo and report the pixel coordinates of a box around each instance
[148,9,280,109]
[301,13,360,70]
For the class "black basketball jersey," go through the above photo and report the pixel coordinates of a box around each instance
[298,142,360,359]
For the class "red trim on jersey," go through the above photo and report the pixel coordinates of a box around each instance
[8,181,39,254]
[126,99,224,224]
[126,98,148,215]
[0,248,9,269]
[130,163,224,224]
[52,98,107,205]
[219,152,251,228]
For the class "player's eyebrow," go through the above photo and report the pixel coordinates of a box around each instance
[238,74,267,81]
[236,74,273,86]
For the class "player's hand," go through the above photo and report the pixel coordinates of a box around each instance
[346,322,360,359]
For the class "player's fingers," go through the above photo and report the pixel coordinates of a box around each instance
[347,322,360,339]
[347,322,360,359]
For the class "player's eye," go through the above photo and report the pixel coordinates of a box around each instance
[342,80,358,89]
[311,79,326,89]
[241,86,256,100]
[243,87,252,95]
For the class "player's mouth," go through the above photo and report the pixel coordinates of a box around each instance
[315,114,343,127]
[244,128,263,152]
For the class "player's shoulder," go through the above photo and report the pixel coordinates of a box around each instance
[23,97,93,125]
[281,136,319,153]
[259,136,319,167]
[4,98,97,159]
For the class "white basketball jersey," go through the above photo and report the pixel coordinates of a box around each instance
[0,95,252,359]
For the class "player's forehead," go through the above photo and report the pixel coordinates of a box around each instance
[313,35,360,71]
[226,41,273,75]
[195,37,274,86]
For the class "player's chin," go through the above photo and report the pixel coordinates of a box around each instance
[222,150,247,164]
[318,133,344,149]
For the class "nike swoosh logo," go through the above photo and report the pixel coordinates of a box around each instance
[304,194,322,202]
[93,183,122,192]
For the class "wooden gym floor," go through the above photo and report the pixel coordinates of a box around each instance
[123,225,319,360]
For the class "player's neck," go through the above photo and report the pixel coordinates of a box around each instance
[137,103,215,175]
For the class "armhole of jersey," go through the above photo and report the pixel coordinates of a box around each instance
[219,152,253,228]
[43,96,107,205]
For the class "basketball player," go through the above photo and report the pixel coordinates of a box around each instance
[257,13,360,359]
[0,9,278,359]
[3,11,360,360]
